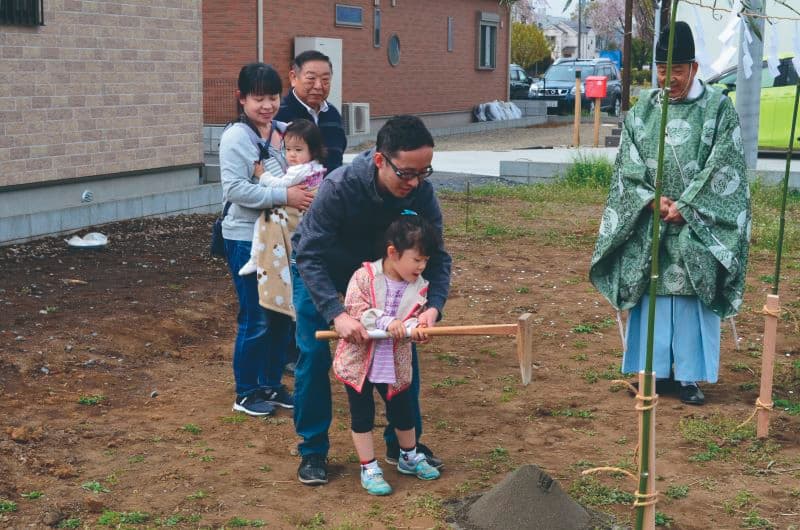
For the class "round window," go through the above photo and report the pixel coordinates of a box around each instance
[388,34,400,66]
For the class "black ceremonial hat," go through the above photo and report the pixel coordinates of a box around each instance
[655,21,696,64]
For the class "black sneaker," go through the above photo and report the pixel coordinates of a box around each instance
[233,393,276,416]
[298,454,328,485]
[679,384,705,405]
[262,386,294,409]
[385,441,443,470]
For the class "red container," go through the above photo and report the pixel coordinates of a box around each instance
[585,75,608,98]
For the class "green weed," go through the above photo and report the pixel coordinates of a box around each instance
[81,481,109,493]
[21,491,43,499]
[128,454,145,464]
[77,394,105,405]
[742,511,774,529]
[665,484,689,500]
[221,414,248,424]
[186,490,207,500]
[569,476,634,506]
[515,286,530,293]
[259,465,272,473]
[432,376,467,389]
[552,408,594,419]
[0,499,18,512]
[774,398,800,415]
[435,353,459,365]
[97,510,149,526]
[227,517,266,527]
[655,512,674,527]
[563,154,614,188]
[181,423,202,435]
[298,512,326,529]
[56,519,81,529]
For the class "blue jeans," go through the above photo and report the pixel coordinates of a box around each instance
[225,239,292,397]
[292,263,423,457]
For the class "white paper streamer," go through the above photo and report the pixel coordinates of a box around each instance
[692,6,711,77]
[718,0,742,45]
[766,23,780,79]
[711,44,738,74]
[793,22,800,75]
[742,51,754,79]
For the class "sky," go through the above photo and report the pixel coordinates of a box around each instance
[539,0,798,74]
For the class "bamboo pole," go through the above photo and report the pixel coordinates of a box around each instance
[573,70,581,147]
[757,80,800,438]
[635,2,679,528]
[637,371,657,529]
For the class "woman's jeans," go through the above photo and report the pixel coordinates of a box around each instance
[224,239,292,397]
[291,263,423,457]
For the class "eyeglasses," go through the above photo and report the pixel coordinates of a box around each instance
[381,153,434,181]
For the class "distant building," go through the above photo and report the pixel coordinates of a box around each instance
[540,18,597,60]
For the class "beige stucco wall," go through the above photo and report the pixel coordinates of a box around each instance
[0,0,202,189]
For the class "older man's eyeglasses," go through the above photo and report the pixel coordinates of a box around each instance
[381,153,434,181]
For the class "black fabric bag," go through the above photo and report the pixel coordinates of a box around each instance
[210,201,232,258]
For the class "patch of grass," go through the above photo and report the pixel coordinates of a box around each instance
[298,512,326,529]
[128,454,145,464]
[200,455,215,462]
[572,353,588,361]
[0,499,18,512]
[679,413,755,446]
[97,510,149,526]
[227,517,266,528]
[729,362,753,373]
[435,420,449,430]
[77,394,105,406]
[160,514,184,526]
[431,376,467,389]
[552,408,594,419]
[187,490,207,500]
[724,490,757,514]
[56,519,81,529]
[774,398,800,415]
[489,446,509,463]
[689,441,730,462]
[181,423,202,435]
[81,481,109,493]
[741,511,775,529]
[758,274,775,284]
[569,476,635,506]
[749,179,800,253]
[655,512,674,527]
[515,286,530,294]
[563,154,614,188]
[221,413,248,424]
[259,464,272,472]
[500,385,518,402]
[572,323,597,333]
[21,490,43,499]
[665,484,689,500]
[435,353,459,365]
[410,493,444,519]
[739,381,758,391]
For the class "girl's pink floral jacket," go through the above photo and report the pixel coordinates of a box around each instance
[332,258,428,399]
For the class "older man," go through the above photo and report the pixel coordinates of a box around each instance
[276,50,347,171]
[590,21,751,405]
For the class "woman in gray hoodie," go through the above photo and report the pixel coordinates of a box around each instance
[219,63,315,417]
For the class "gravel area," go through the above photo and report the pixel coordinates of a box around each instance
[347,118,621,154]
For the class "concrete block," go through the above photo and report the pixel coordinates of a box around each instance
[29,210,63,237]
[1,214,31,242]
[116,197,144,220]
[164,189,189,215]
[605,136,621,147]
[92,201,118,225]
[61,205,93,232]
[141,193,168,217]
[500,161,530,178]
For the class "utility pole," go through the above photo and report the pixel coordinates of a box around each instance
[736,1,765,170]
[622,0,633,110]
[577,0,582,59]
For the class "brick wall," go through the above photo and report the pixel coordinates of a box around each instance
[0,0,203,188]
[203,0,509,123]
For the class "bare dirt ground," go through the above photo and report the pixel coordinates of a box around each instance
[3,126,800,529]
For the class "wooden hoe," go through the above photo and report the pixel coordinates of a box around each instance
[315,313,535,385]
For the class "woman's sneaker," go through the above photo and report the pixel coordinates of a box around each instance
[232,394,275,416]
[397,453,440,480]
[361,466,392,496]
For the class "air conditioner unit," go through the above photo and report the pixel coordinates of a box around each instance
[342,103,370,135]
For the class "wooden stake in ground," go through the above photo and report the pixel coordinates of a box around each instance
[573,70,581,147]
[755,80,800,438]
[593,97,602,147]
[316,313,535,385]
[635,371,657,530]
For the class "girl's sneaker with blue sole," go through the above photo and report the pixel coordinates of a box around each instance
[397,453,440,480]
[361,466,392,496]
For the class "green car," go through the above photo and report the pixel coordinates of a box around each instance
[709,54,799,151]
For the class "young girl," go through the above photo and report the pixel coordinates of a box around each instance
[238,119,326,278]
[332,213,442,496]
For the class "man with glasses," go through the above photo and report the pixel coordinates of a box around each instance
[276,50,346,172]
[291,115,451,485]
